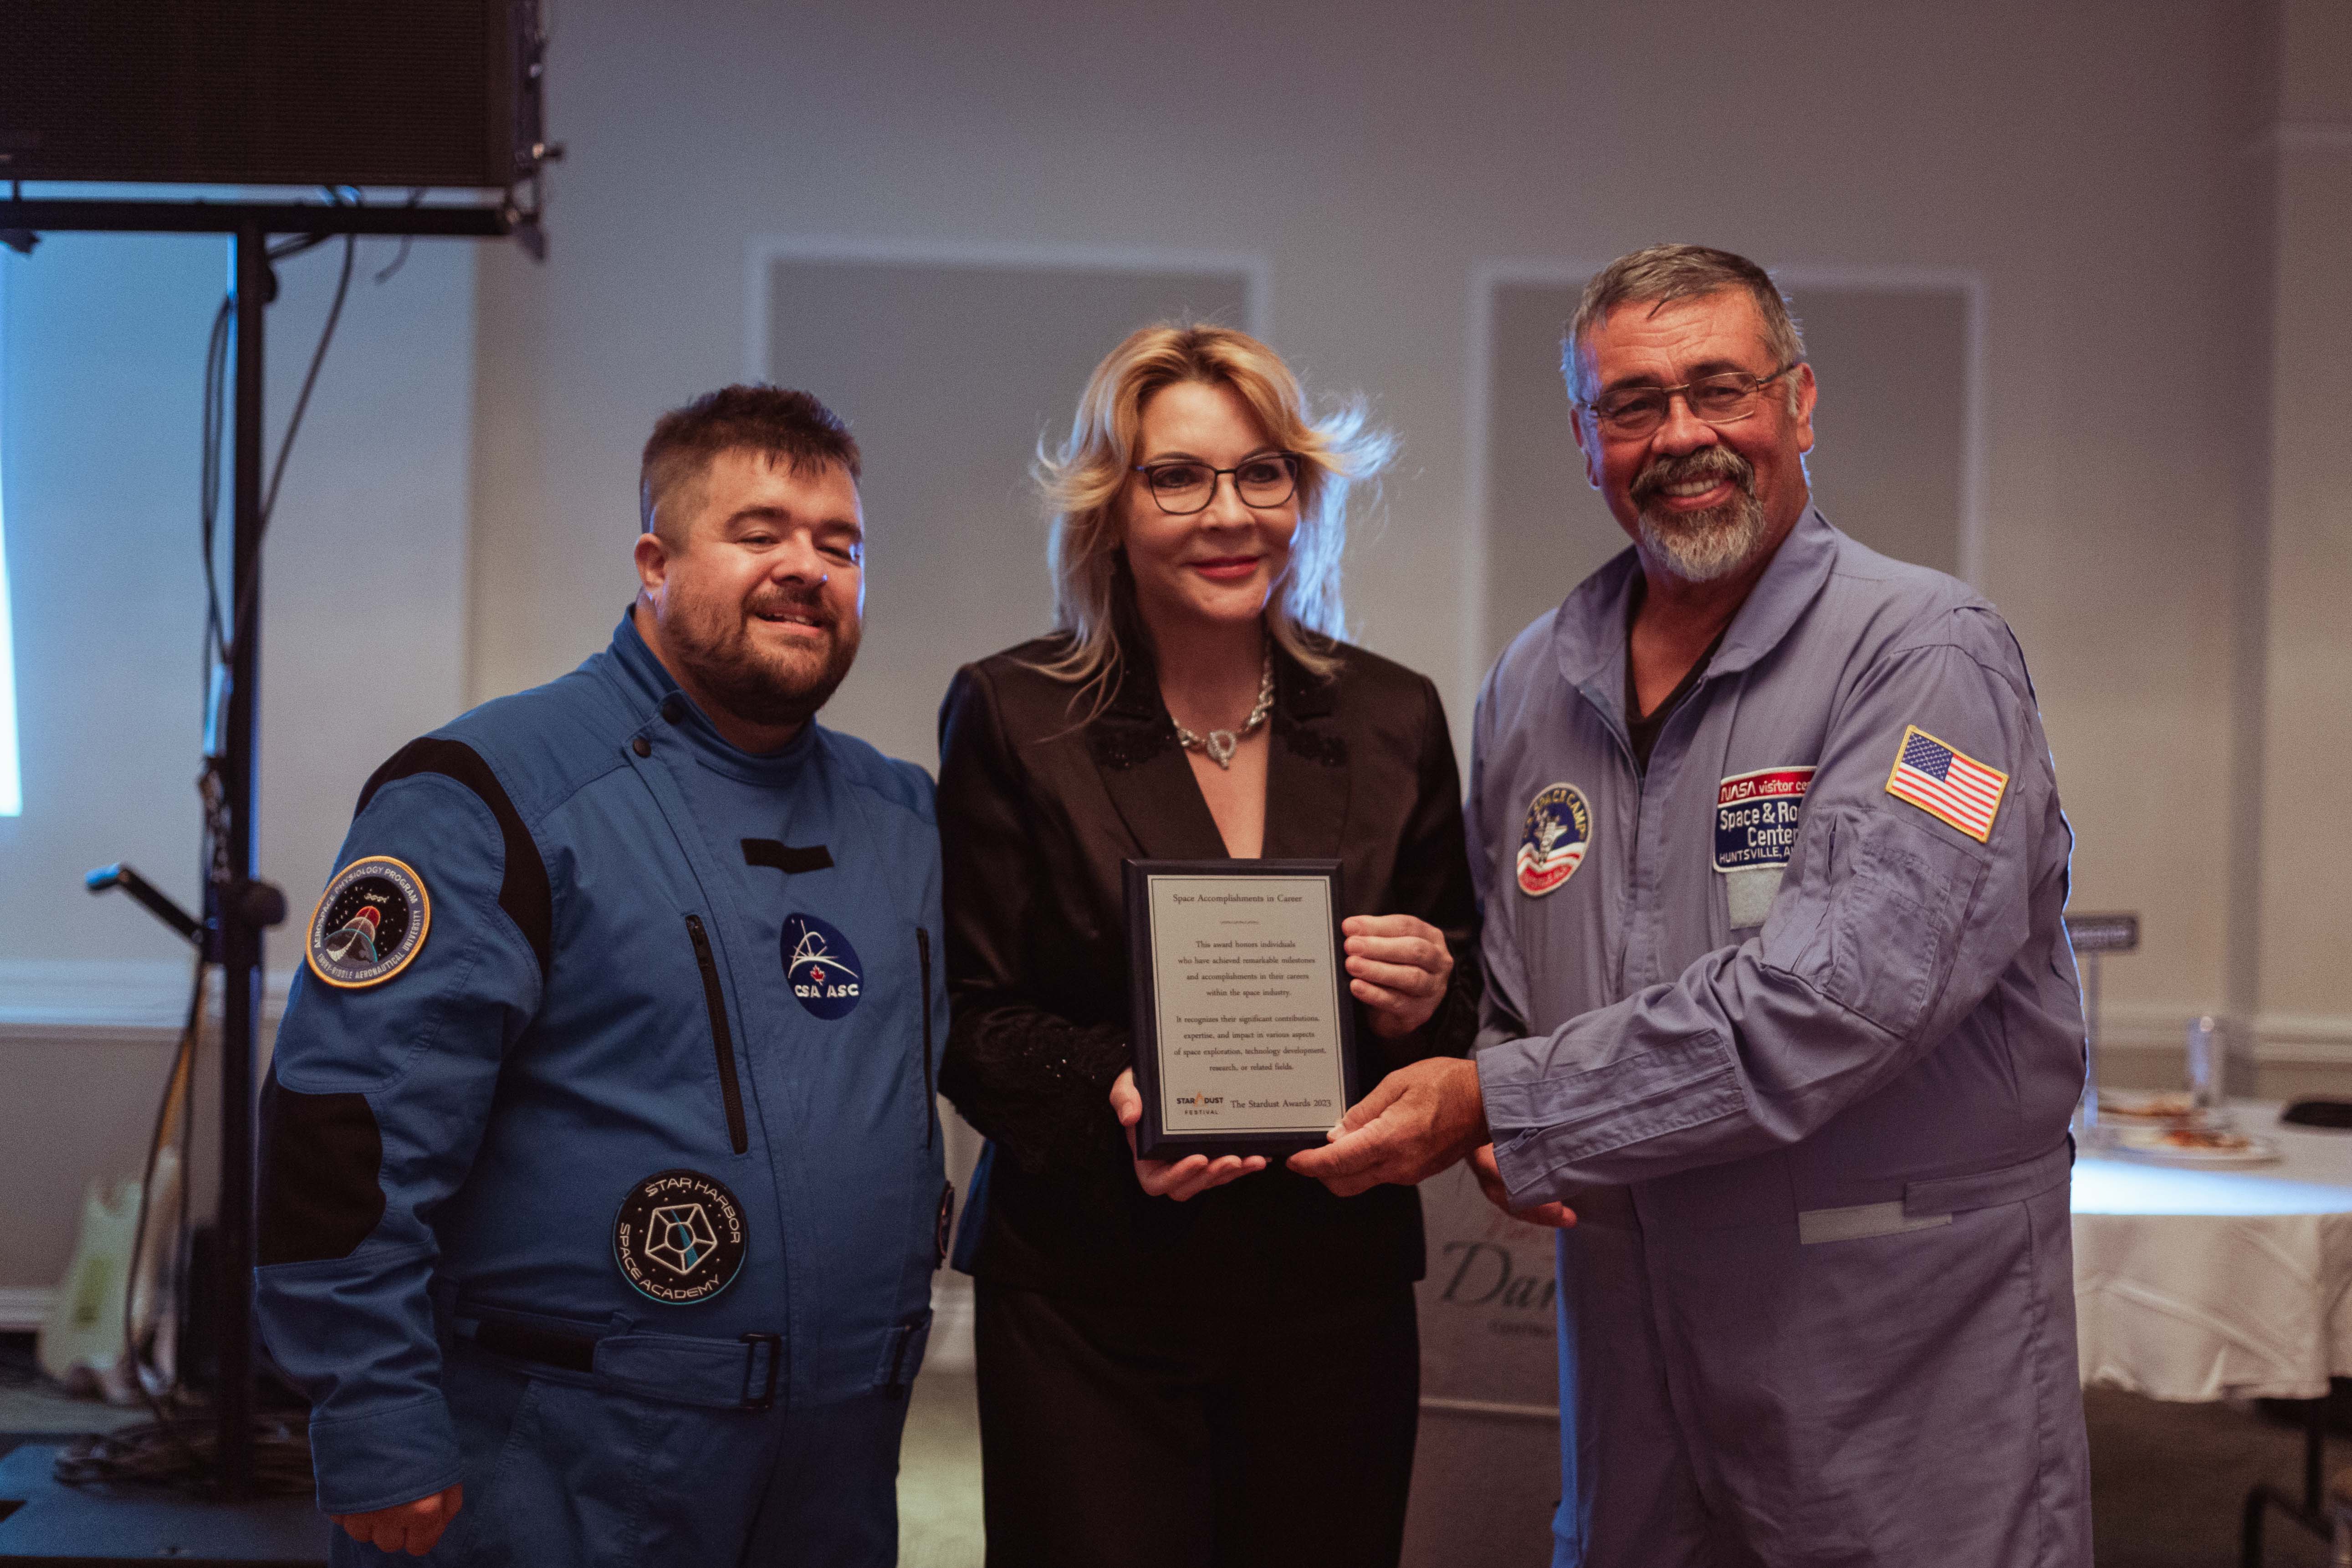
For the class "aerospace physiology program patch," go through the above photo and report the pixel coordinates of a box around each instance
[782,912,864,1019]
[613,1169,747,1305]
[305,856,430,989]
[1516,783,1592,898]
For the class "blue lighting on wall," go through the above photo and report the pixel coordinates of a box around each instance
[0,262,18,817]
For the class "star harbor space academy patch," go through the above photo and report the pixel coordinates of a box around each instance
[614,1169,748,1305]
[304,856,430,988]
[1516,783,1592,897]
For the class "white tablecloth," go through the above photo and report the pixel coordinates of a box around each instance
[2073,1100,2352,1400]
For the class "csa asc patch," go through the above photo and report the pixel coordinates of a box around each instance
[1516,784,1592,898]
[305,856,430,989]
[782,912,864,1019]
[614,1169,747,1305]
[1713,766,1815,872]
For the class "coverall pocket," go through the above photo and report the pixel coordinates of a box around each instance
[1819,813,1982,1038]
[447,1369,774,1567]
[684,914,749,1154]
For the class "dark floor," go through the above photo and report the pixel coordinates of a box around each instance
[2087,1386,2335,1567]
[2,1331,2339,1565]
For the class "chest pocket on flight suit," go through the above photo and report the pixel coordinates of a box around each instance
[1763,808,1986,1038]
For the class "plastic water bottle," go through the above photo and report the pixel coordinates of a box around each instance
[2187,1015,2222,1111]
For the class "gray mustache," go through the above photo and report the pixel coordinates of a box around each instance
[1631,447,1754,507]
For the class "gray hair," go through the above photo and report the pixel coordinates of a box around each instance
[1561,244,1806,405]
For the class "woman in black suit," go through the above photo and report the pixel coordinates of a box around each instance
[936,324,1479,1568]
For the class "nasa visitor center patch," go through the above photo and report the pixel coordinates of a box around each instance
[305,856,430,989]
[1712,767,1815,871]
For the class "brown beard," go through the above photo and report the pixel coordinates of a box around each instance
[663,584,861,732]
[1629,446,1769,583]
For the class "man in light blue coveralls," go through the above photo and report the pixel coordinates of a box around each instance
[1293,245,2092,1565]
[257,386,950,1563]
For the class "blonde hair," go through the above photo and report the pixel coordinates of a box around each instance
[1035,323,1395,710]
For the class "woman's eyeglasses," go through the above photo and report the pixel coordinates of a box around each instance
[1131,452,1303,516]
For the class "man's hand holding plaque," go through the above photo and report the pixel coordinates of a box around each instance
[1287,1060,1579,1228]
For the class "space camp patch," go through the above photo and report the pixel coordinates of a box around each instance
[613,1169,748,1305]
[305,856,430,989]
[1515,783,1592,897]
[1712,767,1815,872]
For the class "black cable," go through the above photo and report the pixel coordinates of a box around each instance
[371,190,428,286]
[112,950,206,1469]
[198,297,232,671]
[224,228,357,661]
[54,1417,314,1498]
[262,229,356,526]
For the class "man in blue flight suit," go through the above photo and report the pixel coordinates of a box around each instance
[257,386,950,1564]
[1293,245,2092,1565]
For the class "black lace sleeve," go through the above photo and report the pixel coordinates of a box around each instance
[1371,674,1484,1069]
[935,661,1134,1179]
[937,1005,1130,1177]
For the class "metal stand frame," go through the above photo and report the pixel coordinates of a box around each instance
[0,195,510,1507]
[2241,1395,2332,1567]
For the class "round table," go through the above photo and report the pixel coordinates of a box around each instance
[2071,1098,2352,1563]
[2074,1100,2352,1401]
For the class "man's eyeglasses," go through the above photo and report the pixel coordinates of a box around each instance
[1130,452,1303,516]
[1579,363,1800,439]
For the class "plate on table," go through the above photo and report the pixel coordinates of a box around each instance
[2097,1088,2204,1127]
[2105,1123,2281,1167]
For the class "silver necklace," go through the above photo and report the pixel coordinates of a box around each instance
[1171,650,1275,770]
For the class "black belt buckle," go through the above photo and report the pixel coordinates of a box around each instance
[739,1332,782,1411]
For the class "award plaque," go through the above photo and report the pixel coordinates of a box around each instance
[1124,858,1360,1160]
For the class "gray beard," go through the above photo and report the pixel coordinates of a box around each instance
[1637,489,1770,583]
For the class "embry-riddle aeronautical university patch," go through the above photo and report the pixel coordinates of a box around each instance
[305,856,430,988]
[1516,783,1592,897]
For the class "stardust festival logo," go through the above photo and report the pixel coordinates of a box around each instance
[1516,783,1592,898]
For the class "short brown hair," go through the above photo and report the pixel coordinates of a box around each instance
[639,384,861,537]
[1562,244,1805,403]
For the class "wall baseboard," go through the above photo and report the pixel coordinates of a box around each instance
[0,960,292,1045]
[0,1286,55,1333]
[2097,1002,2352,1062]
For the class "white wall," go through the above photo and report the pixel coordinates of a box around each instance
[0,229,476,1297]
[6,0,2343,1305]
[467,0,2261,1064]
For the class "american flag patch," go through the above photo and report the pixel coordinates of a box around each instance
[1885,725,2007,842]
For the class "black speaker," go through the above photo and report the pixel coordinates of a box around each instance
[0,0,547,190]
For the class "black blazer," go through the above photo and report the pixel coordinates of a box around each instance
[936,628,1480,1302]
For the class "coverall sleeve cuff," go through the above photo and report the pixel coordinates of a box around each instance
[1477,1027,1746,1202]
[1477,1044,1554,1206]
[307,1394,463,1516]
